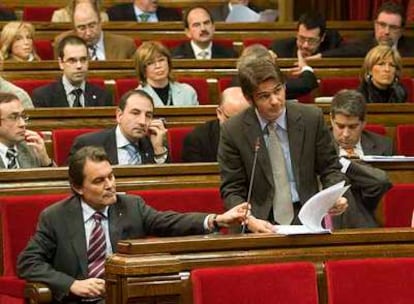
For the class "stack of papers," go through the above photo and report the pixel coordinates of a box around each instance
[226,5,278,22]
[361,155,414,162]
[273,181,350,235]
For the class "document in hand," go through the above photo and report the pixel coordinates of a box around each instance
[273,181,350,235]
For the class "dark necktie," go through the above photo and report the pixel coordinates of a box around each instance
[139,13,150,22]
[71,88,83,107]
[6,148,18,169]
[89,45,98,60]
[87,212,106,278]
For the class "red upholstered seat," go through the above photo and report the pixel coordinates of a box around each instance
[396,124,414,156]
[177,76,210,105]
[192,262,319,304]
[401,77,413,103]
[364,123,386,136]
[114,78,138,105]
[11,79,53,97]
[22,6,57,21]
[127,188,224,214]
[166,126,194,163]
[325,257,414,304]
[88,78,106,89]
[319,77,360,97]
[0,194,69,303]
[34,39,54,60]
[160,38,189,50]
[218,77,232,93]
[383,184,414,227]
[52,128,100,166]
[242,38,273,48]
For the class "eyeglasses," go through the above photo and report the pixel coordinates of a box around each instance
[76,21,99,32]
[145,56,168,68]
[0,113,29,123]
[63,56,89,65]
[254,84,285,103]
[297,35,320,46]
[375,21,401,32]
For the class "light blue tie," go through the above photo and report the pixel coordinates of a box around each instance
[124,144,142,165]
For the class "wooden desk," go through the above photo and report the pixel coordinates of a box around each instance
[104,228,414,304]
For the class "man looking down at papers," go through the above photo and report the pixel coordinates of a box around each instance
[218,57,373,233]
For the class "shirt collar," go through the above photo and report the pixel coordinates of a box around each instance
[255,106,287,132]
[95,33,104,53]
[62,75,86,96]
[190,40,212,58]
[0,142,17,158]
[81,199,109,223]
[115,124,133,148]
[133,5,157,21]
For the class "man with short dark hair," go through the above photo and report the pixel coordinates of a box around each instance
[330,89,393,225]
[33,35,113,107]
[17,145,249,303]
[0,92,53,168]
[107,0,181,22]
[172,6,237,59]
[270,11,343,58]
[70,89,168,165]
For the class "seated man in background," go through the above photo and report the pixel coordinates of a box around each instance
[107,0,181,22]
[330,89,393,225]
[70,89,168,165]
[33,35,113,107]
[182,87,250,162]
[17,145,249,303]
[172,6,238,59]
[269,11,343,58]
[209,0,260,22]
[55,1,137,60]
[0,92,53,169]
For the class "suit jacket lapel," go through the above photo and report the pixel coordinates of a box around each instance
[56,79,70,107]
[84,82,97,107]
[361,132,376,154]
[105,128,119,165]
[16,142,36,168]
[108,199,126,251]
[286,103,304,185]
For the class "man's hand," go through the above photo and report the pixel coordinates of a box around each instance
[25,130,52,166]
[328,197,348,216]
[69,278,105,298]
[246,216,274,233]
[289,49,310,76]
[148,118,167,154]
[215,202,250,227]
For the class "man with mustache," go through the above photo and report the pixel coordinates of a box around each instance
[0,92,53,169]
[172,5,237,59]
[70,89,169,165]
[17,145,250,303]
[32,35,113,107]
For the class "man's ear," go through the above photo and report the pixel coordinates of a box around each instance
[184,28,191,39]
[115,108,122,124]
[58,57,64,71]
[71,184,83,196]
[361,120,367,129]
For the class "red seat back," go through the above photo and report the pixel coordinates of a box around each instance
[167,126,194,163]
[325,257,414,304]
[114,78,139,105]
[52,128,100,166]
[242,38,273,48]
[218,77,233,93]
[33,39,54,60]
[88,78,106,89]
[383,184,414,227]
[22,6,57,21]
[364,123,386,136]
[11,79,53,97]
[396,124,414,156]
[319,77,360,96]
[192,262,319,304]
[127,188,224,214]
[177,76,210,105]
[160,38,189,50]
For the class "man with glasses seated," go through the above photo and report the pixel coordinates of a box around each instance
[269,11,343,58]
[54,1,137,60]
[32,35,113,108]
[0,92,53,169]
[316,1,414,58]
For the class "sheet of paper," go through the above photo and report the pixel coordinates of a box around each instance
[361,155,414,162]
[226,5,260,22]
[273,225,330,235]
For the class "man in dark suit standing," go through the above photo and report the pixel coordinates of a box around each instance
[0,92,53,169]
[107,0,181,22]
[54,1,137,60]
[172,6,237,59]
[70,90,168,165]
[33,35,112,108]
[330,89,393,225]
[17,146,249,303]
[270,11,343,58]
[182,87,250,162]
[218,58,373,233]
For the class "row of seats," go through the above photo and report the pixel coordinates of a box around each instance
[0,185,413,303]
[192,257,414,304]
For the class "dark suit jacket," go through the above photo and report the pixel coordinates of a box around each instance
[209,3,259,21]
[107,3,181,21]
[361,130,393,156]
[270,29,343,58]
[32,78,113,108]
[182,119,220,162]
[0,8,16,20]
[218,103,370,229]
[321,34,414,58]
[17,194,206,302]
[0,142,42,168]
[70,127,169,165]
[172,41,237,59]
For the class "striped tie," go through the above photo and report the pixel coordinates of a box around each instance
[87,212,106,278]
[6,148,18,169]
[124,143,141,165]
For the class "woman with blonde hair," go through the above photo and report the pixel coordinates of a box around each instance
[52,0,108,22]
[134,41,199,107]
[358,44,407,103]
[0,22,40,62]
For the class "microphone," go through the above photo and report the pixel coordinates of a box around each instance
[241,137,260,233]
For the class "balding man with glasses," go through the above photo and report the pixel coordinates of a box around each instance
[0,92,53,169]
[33,35,113,108]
